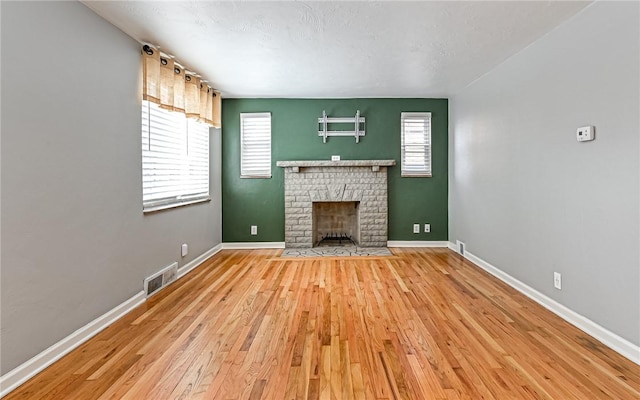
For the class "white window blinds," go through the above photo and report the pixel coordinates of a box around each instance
[142,100,210,212]
[401,112,432,177]
[240,112,272,178]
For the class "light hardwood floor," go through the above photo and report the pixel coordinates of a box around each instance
[6,248,639,399]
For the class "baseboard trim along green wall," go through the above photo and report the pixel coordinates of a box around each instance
[219,241,450,249]
[222,242,286,249]
[386,241,450,247]
[222,98,448,243]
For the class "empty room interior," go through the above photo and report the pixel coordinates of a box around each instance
[1,1,639,399]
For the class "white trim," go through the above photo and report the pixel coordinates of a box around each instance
[142,197,211,214]
[178,243,223,278]
[447,241,458,251]
[387,241,449,248]
[0,291,146,397]
[461,249,640,365]
[0,243,225,397]
[222,242,285,249]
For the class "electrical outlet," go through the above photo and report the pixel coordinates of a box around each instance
[424,223,430,233]
[331,155,340,161]
[576,126,595,142]
[413,224,420,234]
[181,243,188,257]
[554,272,562,290]
[251,225,258,235]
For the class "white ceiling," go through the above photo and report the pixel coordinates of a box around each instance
[83,1,590,98]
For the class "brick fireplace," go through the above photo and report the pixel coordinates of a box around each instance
[276,160,395,248]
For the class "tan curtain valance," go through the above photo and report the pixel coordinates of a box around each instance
[142,45,221,128]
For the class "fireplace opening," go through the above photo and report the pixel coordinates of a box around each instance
[312,202,360,247]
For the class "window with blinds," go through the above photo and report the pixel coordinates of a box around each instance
[142,100,210,212]
[401,112,432,177]
[240,112,272,178]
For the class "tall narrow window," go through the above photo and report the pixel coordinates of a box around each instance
[401,112,432,177]
[240,112,272,178]
[142,100,210,212]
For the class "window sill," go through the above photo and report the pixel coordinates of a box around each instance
[401,173,432,178]
[240,175,272,179]
[143,197,211,214]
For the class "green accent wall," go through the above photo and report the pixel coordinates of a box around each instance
[222,98,448,243]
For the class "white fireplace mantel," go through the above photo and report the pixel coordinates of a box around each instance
[277,159,395,168]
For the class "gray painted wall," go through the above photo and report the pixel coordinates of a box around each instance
[449,2,639,346]
[0,1,222,374]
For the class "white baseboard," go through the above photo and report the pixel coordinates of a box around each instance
[462,249,640,365]
[222,242,285,249]
[387,241,450,247]
[178,243,223,278]
[0,243,225,397]
[223,242,450,249]
[447,241,458,251]
[0,291,146,397]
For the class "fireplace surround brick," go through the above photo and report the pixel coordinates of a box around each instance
[277,160,395,248]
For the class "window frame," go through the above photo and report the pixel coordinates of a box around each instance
[142,100,211,213]
[400,112,432,178]
[240,112,272,179]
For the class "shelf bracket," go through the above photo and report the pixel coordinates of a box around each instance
[355,110,360,143]
[322,110,328,143]
[317,110,365,143]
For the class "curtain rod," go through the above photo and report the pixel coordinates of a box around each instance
[142,44,218,95]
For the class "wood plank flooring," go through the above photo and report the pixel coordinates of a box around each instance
[5,248,639,399]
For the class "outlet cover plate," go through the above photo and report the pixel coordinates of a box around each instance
[554,272,562,290]
[251,225,258,235]
[577,126,595,142]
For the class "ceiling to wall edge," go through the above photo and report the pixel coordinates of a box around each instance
[81,1,591,99]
